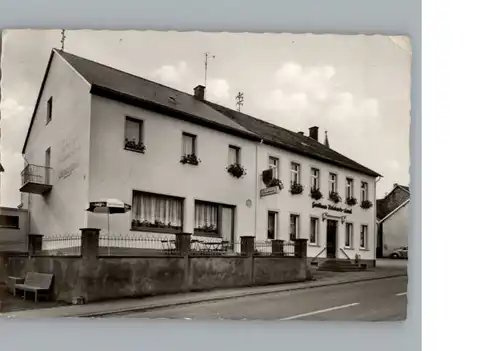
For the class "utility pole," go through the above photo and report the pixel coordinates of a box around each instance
[204,52,215,87]
[236,92,244,112]
[61,30,66,51]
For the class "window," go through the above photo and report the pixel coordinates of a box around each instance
[46,97,53,124]
[182,133,197,156]
[290,214,299,240]
[360,225,368,249]
[195,201,219,234]
[361,182,368,201]
[269,157,279,179]
[345,223,353,248]
[329,173,337,193]
[311,168,320,190]
[194,201,235,238]
[125,117,143,143]
[268,211,278,240]
[0,215,20,229]
[290,162,301,185]
[228,145,240,165]
[310,217,319,244]
[346,178,354,198]
[131,191,183,232]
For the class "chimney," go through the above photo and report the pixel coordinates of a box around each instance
[194,85,205,100]
[393,183,398,188]
[298,131,304,136]
[308,126,319,141]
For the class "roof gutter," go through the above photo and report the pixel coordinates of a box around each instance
[90,85,262,143]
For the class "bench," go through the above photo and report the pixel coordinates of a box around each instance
[14,272,53,302]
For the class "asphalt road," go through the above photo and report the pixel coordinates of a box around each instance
[108,276,408,321]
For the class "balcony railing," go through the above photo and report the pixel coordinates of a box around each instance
[20,164,54,195]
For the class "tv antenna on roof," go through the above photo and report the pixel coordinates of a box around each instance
[236,92,244,111]
[60,30,66,51]
[204,52,216,87]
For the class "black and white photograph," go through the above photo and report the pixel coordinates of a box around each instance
[0,30,411,321]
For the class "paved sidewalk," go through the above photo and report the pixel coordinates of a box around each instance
[0,267,406,319]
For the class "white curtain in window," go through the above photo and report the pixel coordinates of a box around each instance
[133,193,182,227]
[126,120,140,141]
[228,147,237,164]
[182,135,193,155]
[195,202,218,230]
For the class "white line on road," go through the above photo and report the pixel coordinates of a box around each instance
[279,303,360,321]
[396,292,407,296]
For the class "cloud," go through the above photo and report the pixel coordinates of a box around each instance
[152,61,189,90]
[206,78,230,101]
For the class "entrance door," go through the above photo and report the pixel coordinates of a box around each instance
[326,220,337,258]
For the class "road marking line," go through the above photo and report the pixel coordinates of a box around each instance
[279,303,360,321]
[396,292,407,296]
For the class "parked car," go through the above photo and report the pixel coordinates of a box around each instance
[389,246,408,259]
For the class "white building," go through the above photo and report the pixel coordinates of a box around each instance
[19,49,381,264]
[376,184,410,258]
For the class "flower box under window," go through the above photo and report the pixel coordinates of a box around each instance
[310,187,323,200]
[345,197,358,206]
[290,182,304,195]
[125,139,146,153]
[329,191,342,203]
[227,163,246,178]
[180,154,200,165]
[360,200,373,209]
[131,219,182,232]
[268,178,284,190]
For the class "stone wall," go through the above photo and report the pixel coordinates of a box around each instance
[5,231,311,303]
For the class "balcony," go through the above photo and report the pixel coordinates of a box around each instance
[20,164,53,195]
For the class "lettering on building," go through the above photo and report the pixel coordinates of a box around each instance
[260,186,279,197]
[312,202,352,214]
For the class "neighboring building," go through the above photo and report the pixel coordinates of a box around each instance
[376,184,410,257]
[0,207,29,252]
[19,49,381,263]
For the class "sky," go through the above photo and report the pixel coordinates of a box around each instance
[0,30,411,208]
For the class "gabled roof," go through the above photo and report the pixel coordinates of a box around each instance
[378,198,410,224]
[206,102,381,177]
[23,49,381,178]
[376,183,410,219]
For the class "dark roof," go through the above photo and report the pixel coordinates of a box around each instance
[376,184,410,220]
[23,49,381,177]
[206,103,381,177]
[400,185,410,193]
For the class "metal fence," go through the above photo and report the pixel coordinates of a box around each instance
[40,234,82,256]
[189,237,242,256]
[36,233,298,258]
[254,240,295,257]
[98,233,180,256]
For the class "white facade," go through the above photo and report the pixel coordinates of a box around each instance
[380,200,410,257]
[20,50,379,261]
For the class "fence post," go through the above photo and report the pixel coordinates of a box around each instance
[28,234,43,256]
[80,228,100,259]
[271,239,284,256]
[175,233,192,256]
[293,238,308,258]
[240,236,255,256]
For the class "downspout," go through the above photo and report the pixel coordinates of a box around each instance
[374,175,382,264]
[22,154,32,236]
[254,140,263,237]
